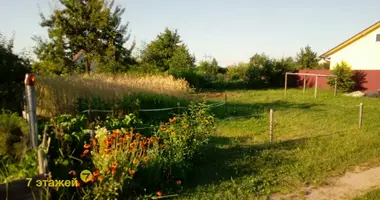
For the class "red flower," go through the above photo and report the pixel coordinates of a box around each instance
[80,150,89,157]
[112,162,118,169]
[156,191,162,196]
[93,170,100,177]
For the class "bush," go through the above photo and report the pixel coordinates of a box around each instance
[137,101,215,190]
[216,73,225,81]
[0,110,29,160]
[327,61,356,92]
[226,63,249,81]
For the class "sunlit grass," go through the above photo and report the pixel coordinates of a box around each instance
[353,187,380,200]
[178,88,380,200]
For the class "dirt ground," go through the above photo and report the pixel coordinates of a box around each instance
[269,166,380,200]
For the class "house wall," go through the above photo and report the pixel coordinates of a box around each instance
[329,26,380,70]
[297,69,380,92]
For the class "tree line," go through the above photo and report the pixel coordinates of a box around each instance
[1,0,331,113]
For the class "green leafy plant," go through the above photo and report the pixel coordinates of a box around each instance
[0,110,29,161]
[327,61,356,92]
[0,150,38,183]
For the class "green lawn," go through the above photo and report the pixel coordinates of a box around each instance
[353,188,380,200]
[176,89,380,200]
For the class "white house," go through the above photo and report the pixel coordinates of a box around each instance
[320,21,380,70]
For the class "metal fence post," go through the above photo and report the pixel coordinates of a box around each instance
[25,74,46,174]
[25,74,38,149]
[359,103,363,128]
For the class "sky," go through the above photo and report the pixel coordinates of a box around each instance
[0,0,379,67]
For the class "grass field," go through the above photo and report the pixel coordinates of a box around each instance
[177,88,380,200]
[353,188,380,200]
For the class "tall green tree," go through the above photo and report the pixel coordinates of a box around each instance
[197,58,220,80]
[0,34,31,114]
[295,45,318,69]
[33,0,135,74]
[141,28,195,72]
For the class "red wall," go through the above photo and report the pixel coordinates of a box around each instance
[297,69,380,92]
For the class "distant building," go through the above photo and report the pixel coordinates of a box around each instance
[73,50,97,72]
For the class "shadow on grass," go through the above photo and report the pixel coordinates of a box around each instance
[183,136,311,194]
[211,100,323,119]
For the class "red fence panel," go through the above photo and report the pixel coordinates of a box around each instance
[296,69,380,92]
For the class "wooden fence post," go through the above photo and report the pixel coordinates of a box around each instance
[303,75,306,94]
[284,73,288,97]
[314,76,318,98]
[359,103,363,128]
[334,77,338,97]
[224,93,227,115]
[269,109,274,143]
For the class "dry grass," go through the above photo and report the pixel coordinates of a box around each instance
[35,73,193,118]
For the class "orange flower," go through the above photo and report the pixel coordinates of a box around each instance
[112,162,118,169]
[176,180,182,185]
[105,139,113,145]
[136,133,142,138]
[84,143,91,149]
[156,191,162,196]
[97,175,103,181]
[68,170,76,176]
[92,139,97,146]
[93,170,100,177]
[80,149,89,158]
[169,117,177,123]
[106,168,111,173]
[112,169,117,176]
[129,169,135,175]
[75,181,80,187]
[133,159,139,165]
[143,157,149,163]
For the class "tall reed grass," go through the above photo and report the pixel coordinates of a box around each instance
[35,73,194,118]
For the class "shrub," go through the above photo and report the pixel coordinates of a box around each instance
[226,63,249,81]
[150,101,215,182]
[216,73,225,81]
[0,110,29,160]
[327,61,356,92]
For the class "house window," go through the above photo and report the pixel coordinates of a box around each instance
[376,34,380,42]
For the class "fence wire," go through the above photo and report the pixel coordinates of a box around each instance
[80,102,226,114]
[81,102,227,130]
